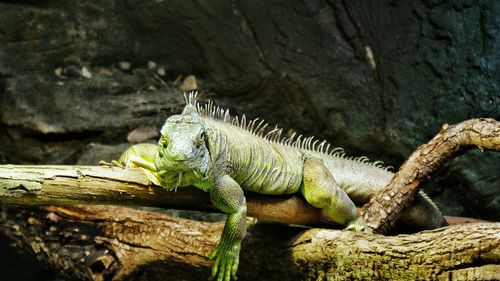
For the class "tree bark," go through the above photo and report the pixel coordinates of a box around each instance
[0,164,328,227]
[362,118,500,234]
[0,164,484,228]
[1,205,498,281]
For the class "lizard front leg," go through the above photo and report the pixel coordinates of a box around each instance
[208,174,247,281]
[99,143,163,186]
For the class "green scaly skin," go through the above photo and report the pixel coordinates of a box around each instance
[109,93,447,281]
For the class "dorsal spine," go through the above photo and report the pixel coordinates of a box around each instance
[184,91,392,171]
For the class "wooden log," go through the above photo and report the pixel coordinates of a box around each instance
[1,205,498,281]
[0,164,327,227]
[0,164,484,228]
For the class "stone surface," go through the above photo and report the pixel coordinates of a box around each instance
[76,143,133,165]
[0,69,184,164]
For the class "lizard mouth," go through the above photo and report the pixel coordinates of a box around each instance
[164,172,183,192]
[157,170,183,192]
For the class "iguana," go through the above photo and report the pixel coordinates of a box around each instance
[107,92,447,281]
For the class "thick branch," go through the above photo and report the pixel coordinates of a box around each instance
[362,118,500,234]
[1,205,498,281]
[0,165,326,226]
[0,165,482,227]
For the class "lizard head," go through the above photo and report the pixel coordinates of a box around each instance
[154,101,211,190]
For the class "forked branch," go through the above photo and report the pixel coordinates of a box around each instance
[361,118,500,234]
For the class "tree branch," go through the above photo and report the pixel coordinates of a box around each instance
[0,165,483,228]
[362,118,500,234]
[0,164,328,226]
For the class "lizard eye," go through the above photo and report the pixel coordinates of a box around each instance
[159,135,169,149]
[196,132,205,149]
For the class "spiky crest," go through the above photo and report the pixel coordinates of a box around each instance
[182,91,199,115]
[182,91,392,171]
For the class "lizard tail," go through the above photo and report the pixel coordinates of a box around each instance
[399,190,448,230]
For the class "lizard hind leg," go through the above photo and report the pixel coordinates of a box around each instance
[301,157,366,231]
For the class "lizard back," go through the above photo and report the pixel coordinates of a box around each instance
[204,117,304,195]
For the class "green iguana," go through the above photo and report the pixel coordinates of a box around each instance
[107,92,447,281]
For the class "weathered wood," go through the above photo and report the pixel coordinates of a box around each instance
[0,165,209,208]
[1,205,498,281]
[0,165,484,228]
[0,164,329,227]
[362,118,500,234]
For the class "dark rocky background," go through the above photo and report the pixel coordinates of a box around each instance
[0,0,498,280]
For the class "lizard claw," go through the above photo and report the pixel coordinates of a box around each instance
[98,160,112,166]
[98,160,125,168]
[346,216,372,233]
[210,243,240,281]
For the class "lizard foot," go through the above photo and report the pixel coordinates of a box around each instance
[209,243,240,281]
[346,216,372,233]
[98,160,125,168]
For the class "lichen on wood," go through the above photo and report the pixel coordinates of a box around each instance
[1,205,498,281]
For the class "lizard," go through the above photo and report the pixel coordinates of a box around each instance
[105,91,447,281]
